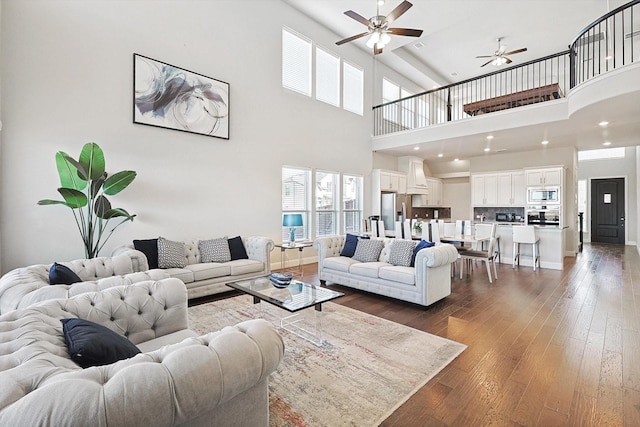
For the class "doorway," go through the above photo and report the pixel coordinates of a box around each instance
[590,178,625,244]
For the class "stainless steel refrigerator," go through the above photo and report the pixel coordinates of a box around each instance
[380,193,408,232]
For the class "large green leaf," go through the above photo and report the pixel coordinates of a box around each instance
[94,195,111,217]
[103,171,137,196]
[37,199,71,207]
[64,156,89,182]
[102,208,136,221]
[58,188,87,209]
[79,142,105,181]
[91,174,107,198]
[55,151,87,190]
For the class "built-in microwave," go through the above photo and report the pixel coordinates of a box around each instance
[527,187,560,204]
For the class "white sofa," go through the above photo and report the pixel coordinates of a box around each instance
[0,279,284,426]
[0,249,167,315]
[315,236,459,307]
[114,236,274,299]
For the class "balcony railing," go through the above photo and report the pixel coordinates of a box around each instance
[373,0,640,137]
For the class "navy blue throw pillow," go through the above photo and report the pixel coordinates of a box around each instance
[340,233,369,257]
[134,238,159,269]
[61,318,141,368]
[228,236,249,260]
[410,240,435,267]
[49,262,82,285]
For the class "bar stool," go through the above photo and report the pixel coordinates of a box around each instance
[512,226,540,271]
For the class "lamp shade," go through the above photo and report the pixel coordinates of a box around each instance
[283,214,303,227]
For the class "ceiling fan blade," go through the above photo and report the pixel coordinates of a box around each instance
[388,28,423,37]
[374,44,384,55]
[336,32,370,45]
[505,57,513,64]
[475,55,494,58]
[480,59,493,67]
[503,47,527,56]
[344,10,372,27]
[385,1,413,24]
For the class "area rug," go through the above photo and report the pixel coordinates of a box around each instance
[188,295,466,427]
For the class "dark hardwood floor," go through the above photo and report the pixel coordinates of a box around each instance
[192,243,640,426]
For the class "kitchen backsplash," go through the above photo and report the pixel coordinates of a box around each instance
[473,207,525,222]
[409,207,451,221]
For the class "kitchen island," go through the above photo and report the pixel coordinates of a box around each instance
[493,223,566,270]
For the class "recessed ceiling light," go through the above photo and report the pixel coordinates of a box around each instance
[486,135,494,140]
[414,42,425,49]
[377,0,385,6]
[454,158,460,162]
[484,148,490,152]
[599,121,609,127]
[413,146,420,151]
[437,153,443,158]
[603,141,612,146]
[541,140,549,145]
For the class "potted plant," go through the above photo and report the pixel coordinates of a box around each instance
[38,142,137,258]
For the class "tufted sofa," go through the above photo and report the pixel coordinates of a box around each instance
[315,236,459,307]
[0,249,168,315]
[114,236,274,300]
[0,278,284,426]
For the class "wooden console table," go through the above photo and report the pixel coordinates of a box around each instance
[464,83,562,116]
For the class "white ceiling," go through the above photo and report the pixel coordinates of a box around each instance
[283,0,640,161]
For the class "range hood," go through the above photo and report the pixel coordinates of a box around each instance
[398,156,429,195]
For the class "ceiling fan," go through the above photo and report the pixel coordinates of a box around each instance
[335,0,423,55]
[476,37,528,67]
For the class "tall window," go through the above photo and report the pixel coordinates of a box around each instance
[315,171,339,237]
[342,174,363,233]
[282,28,312,96]
[400,88,414,129]
[316,47,340,107]
[382,78,400,123]
[578,179,588,234]
[282,167,311,241]
[343,62,364,115]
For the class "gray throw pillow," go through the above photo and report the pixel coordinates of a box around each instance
[157,237,186,268]
[353,239,385,263]
[388,240,417,267]
[199,237,231,263]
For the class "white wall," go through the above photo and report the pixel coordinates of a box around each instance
[0,0,384,272]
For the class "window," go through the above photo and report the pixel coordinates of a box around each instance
[578,147,625,161]
[282,167,311,241]
[282,28,312,96]
[382,78,400,122]
[578,179,588,233]
[316,47,340,106]
[343,62,364,115]
[315,171,339,237]
[401,88,414,129]
[342,174,363,233]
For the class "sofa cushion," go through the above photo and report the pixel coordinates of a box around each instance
[411,240,435,267]
[134,238,159,269]
[49,262,82,285]
[353,239,385,263]
[378,266,416,285]
[185,263,231,281]
[163,268,195,283]
[158,237,187,268]
[199,237,231,263]
[61,318,141,368]
[388,240,417,267]
[349,261,390,278]
[229,259,264,276]
[323,256,360,273]
[228,236,249,260]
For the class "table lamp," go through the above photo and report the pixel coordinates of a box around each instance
[282,214,303,244]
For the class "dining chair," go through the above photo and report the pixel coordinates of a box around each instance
[459,223,498,283]
[455,220,463,234]
[421,224,430,241]
[430,221,441,243]
[377,220,386,238]
[403,219,412,240]
[443,222,456,237]
[394,221,403,239]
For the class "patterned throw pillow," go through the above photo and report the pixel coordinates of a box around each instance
[157,237,186,268]
[353,239,385,263]
[199,237,231,263]
[388,240,418,267]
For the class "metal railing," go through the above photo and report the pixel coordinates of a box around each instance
[374,0,640,137]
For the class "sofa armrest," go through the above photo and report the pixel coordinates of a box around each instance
[415,243,459,280]
[0,318,284,427]
[244,236,274,266]
[314,236,346,275]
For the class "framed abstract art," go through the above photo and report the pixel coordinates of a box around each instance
[133,54,229,139]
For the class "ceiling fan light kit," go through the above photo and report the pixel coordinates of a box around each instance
[336,1,423,55]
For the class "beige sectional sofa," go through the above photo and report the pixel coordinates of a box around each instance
[0,249,166,315]
[315,236,459,307]
[114,236,274,299]
[0,279,284,426]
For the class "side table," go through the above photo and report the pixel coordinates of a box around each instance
[275,241,313,277]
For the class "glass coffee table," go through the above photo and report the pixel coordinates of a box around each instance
[227,276,344,346]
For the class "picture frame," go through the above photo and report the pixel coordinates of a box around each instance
[133,53,229,140]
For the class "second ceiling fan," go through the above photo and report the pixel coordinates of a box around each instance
[336,1,423,55]
[477,37,528,67]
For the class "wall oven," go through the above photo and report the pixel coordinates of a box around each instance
[527,187,560,204]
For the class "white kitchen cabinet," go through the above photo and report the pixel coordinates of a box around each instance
[497,171,525,206]
[376,170,406,193]
[411,177,443,207]
[471,174,498,206]
[525,167,563,187]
